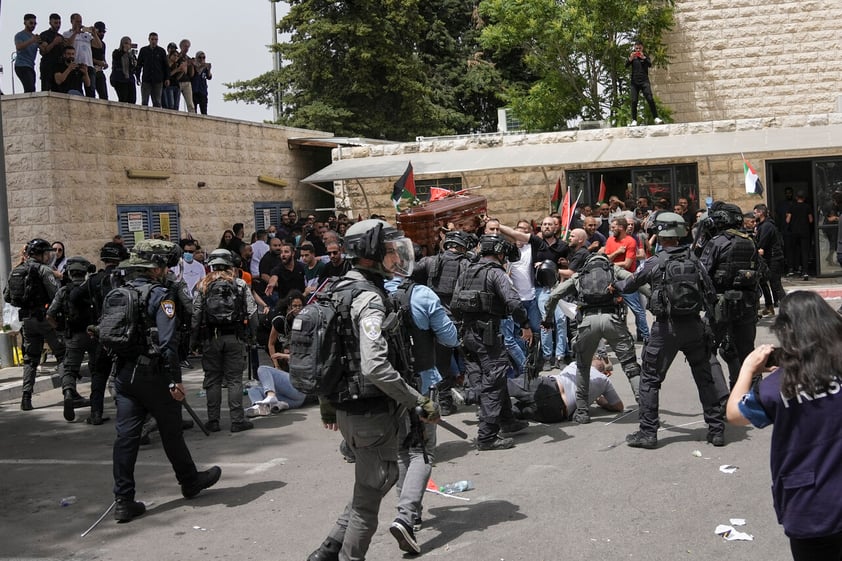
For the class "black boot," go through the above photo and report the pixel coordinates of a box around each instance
[307,537,342,561]
[114,498,146,522]
[20,392,33,411]
[63,390,76,421]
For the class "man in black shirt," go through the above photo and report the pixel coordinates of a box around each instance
[52,45,89,95]
[38,13,64,92]
[785,190,814,280]
[91,21,108,99]
[318,241,351,285]
[626,41,662,126]
[266,241,305,303]
[257,237,283,307]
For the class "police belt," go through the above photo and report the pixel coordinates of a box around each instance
[334,396,394,415]
[470,318,500,332]
[205,325,241,337]
[580,306,620,316]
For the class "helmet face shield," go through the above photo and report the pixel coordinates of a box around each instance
[383,236,415,278]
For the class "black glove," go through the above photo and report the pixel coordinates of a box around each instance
[319,397,337,425]
[416,396,441,423]
[541,317,554,329]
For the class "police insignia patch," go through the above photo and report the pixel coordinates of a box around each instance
[361,316,381,341]
[161,300,176,318]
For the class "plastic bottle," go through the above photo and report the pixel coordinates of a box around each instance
[439,480,474,494]
[197,389,207,397]
[60,496,77,507]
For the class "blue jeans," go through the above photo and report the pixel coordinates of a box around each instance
[537,287,567,358]
[623,291,650,339]
[247,366,307,408]
[163,84,180,110]
[500,317,526,376]
[522,298,542,332]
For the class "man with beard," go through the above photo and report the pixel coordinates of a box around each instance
[266,241,305,303]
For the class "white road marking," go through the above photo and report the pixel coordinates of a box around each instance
[0,458,287,469]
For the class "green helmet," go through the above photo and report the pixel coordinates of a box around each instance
[207,249,234,270]
[122,239,179,269]
[65,256,92,275]
[652,212,687,238]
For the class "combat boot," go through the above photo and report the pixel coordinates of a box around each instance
[20,392,33,411]
[63,390,76,421]
[626,430,657,449]
[307,537,342,561]
[476,436,514,451]
[181,466,222,499]
[571,408,591,424]
[114,498,146,522]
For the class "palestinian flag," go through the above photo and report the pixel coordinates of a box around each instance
[551,179,562,213]
[744,158,764,195]
[429,187,451,202]
[392,162,418,211]
[597,175,607,204]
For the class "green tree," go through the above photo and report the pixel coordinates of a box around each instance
[479,0,675,131]
[225,1,507,139]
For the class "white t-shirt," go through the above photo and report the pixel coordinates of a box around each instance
[250,240,269,276]
[508,243,535,301]
[170,259,206,298]
[554,362,620,415]
[62,29,94,66]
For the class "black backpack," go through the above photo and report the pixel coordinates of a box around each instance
[202,278,245,326]
[98,284,156,356]
[7,262,47,309]
[658,249,704,317]
[575,254,616,307]
[288,278,367,397]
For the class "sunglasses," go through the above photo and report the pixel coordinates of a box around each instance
[328,251,340,256]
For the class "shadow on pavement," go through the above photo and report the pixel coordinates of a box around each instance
[149,479,286,516]
[422,499,527,552]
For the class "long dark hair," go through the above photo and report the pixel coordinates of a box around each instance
[770,290,842,398]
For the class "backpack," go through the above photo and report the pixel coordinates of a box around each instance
[575,254,616,307]
[657,249,704,317]
[288,278,367,397]
[7,262,47,309]
[98,284,156,356]
[202,278,245,326]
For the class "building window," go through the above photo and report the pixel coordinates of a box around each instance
[415,178,463,201]
[117,204,180,249]
[254,201,294,231]
[567,164,698,208]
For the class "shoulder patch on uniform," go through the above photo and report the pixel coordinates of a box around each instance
[161,299,176,318]
[360,315,381,341]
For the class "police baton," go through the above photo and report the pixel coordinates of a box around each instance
[169,383,210,436]
[415,406,469,440]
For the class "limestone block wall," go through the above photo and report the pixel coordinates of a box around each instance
[2,93,332,260]
[655,0,842,123]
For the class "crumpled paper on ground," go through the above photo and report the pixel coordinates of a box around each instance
[714,524,753,541]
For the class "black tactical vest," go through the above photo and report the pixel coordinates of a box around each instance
[712,230,759,292]
[452,260,508,319]
[428,250,467,307]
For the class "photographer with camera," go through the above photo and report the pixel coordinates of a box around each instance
[61,13,100,97]
[111,36,138,103]
[52,45,90,95]
[626,40,662,126]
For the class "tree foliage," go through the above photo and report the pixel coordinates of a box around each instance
[478,0,675,130]
[224,1,505,141]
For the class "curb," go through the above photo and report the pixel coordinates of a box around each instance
[0,371,63,404]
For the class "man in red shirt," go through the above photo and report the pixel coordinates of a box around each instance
[603,217,650,342]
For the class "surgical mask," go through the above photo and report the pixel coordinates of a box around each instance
[183,252,194,263]
[268,233,275,238]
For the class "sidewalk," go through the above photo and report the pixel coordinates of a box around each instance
[1,276,840,405]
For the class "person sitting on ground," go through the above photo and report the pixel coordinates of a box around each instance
[508,353,624,423]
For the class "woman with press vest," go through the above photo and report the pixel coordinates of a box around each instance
[727,291,842,560]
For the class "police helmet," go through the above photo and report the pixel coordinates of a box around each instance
[344,219,415,278]
[25,238,54,256]
[442,230,474,251]
[478,234,519,262]
[708,201,743,230]
[124,239,178,269]
[100,242,124,263]
[65,256,93,276]
[207,249,234,270]
[535,260,558,288]
[651,212,688,238]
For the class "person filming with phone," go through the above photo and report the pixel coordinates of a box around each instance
[626,40,662,126]
[727,290,842,561]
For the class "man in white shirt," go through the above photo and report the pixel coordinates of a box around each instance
[250,229,270,277]
[170,240,206,298]
[62,13,100,97]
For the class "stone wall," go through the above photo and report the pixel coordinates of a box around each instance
[655,0,842,123]
[2,93,332,259]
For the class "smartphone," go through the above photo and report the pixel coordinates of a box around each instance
[765,347,783,368]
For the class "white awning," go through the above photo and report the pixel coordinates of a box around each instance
[301,121,842,183]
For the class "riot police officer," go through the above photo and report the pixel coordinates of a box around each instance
[452,234,532,450]
[412,229,475,415]
[106,239,221,522]
[191,248,258,433]
[4,238,67,411]
[699,201,762,388]
[307,219,438,561]
[47,256,99,422]
[614,213,729,449]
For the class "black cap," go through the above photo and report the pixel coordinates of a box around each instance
[94,21,106,31]
[167,42,178,50]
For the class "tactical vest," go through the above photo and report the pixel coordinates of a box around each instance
[427,251,467,307]
[394,280,435,373]
[451,261,508,319]
[712,230,759,292]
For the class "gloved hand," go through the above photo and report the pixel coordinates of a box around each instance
[416,395,441,423]
[540,317,554,329]
[319,398,337,426]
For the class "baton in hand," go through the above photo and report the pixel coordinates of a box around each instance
[169,383,210,436]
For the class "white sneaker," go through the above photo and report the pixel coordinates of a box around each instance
[245,404,270,417]
[629,120,638,127]
[654,117,663,124]
[270,400,290,414]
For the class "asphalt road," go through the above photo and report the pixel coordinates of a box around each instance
[0,318,792,561]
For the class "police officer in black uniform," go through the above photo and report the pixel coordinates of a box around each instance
[614,213,729,449]
[412,230,475,415]
[47,256,99,423]
[108,239,221,523]
[453,234,532,450]
[699,201,762,388]
[5,238,67,411]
